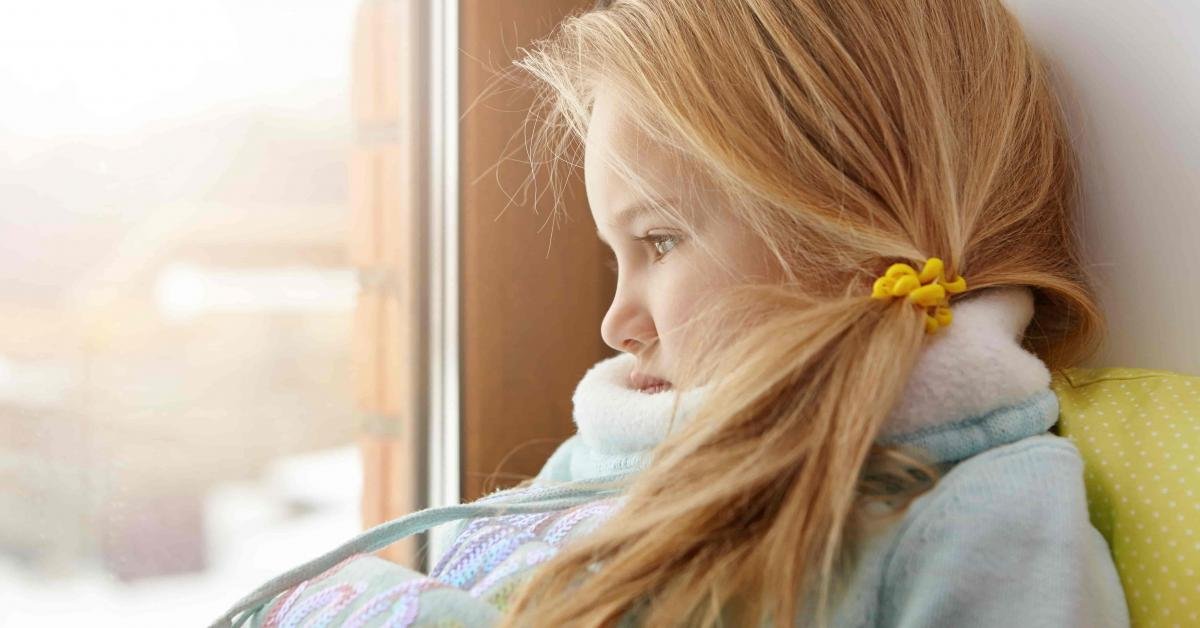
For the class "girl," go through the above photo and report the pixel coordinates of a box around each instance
[213,0,1130,626]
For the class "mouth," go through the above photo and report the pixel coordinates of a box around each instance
[629,370,673,394]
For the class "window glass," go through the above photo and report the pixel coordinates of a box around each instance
[0,1,363,623]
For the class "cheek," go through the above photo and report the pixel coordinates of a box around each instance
[656,242,774,349]
[652,265,714,346]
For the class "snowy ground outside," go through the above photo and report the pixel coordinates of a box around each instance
[1,446,363,626]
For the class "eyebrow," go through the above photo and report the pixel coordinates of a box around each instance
[594,198,677,247]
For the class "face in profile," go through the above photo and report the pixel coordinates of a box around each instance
[584,84,781,394]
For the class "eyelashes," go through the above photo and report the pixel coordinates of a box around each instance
[637,233,679,259]
[605,233,681,275]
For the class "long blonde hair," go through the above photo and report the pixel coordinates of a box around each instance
[491,0,1105,625]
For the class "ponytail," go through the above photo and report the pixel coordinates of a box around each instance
[501,285,940,627]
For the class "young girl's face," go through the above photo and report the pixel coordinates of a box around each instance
[585,86,780,393]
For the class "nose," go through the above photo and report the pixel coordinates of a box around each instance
[600,291,656,354]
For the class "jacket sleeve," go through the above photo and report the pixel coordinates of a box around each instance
[242,553,501,627]
[879,436,1129,628]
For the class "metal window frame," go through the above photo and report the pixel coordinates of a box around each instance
[423,0,461,568]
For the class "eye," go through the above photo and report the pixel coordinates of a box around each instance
[603,233,681,275]
[635,233,680,262]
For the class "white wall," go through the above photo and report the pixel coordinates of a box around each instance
[1004,0,1200,375]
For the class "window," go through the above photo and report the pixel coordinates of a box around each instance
[0,1,365,622]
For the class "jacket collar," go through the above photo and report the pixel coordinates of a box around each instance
[571,286,1058,468]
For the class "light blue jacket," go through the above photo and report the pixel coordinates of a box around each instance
[212,388,1130,627]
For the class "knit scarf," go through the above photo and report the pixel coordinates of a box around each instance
[571,286,1053,462]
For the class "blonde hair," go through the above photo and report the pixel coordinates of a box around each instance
[490,0,1106,625]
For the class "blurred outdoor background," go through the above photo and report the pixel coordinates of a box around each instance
[0,1,363,622]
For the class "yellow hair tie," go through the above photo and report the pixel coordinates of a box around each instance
[870,257,967,334]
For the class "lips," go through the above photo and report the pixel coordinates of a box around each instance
[629,369,672,393]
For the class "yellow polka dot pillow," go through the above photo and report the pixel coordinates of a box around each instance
[1050,367,1200,627]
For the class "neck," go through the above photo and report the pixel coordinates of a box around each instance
[571,286,1051,459]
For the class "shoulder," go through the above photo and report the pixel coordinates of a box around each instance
[916,432,1085,513]
[876,433,1129,627]
[888,433,1088,556]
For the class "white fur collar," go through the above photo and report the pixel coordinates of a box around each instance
[571,286,1049,455]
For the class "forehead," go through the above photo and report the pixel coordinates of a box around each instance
[584,87,696,227]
